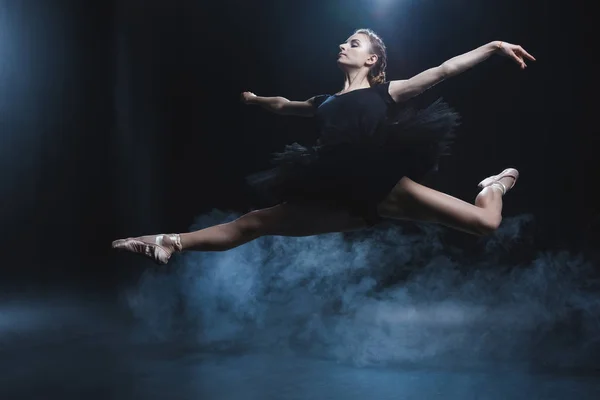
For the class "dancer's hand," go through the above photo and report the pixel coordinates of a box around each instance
[496,41,536,69]
[240,91,257,104]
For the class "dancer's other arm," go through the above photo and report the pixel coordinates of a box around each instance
[241,91,319,117]
[388,41,536,102]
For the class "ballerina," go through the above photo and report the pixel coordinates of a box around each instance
[113,28,534,265]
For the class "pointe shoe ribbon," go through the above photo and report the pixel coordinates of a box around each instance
[477,168,519,195]
[112,234,182,265]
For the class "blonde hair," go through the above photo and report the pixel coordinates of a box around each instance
[354,28,387,85]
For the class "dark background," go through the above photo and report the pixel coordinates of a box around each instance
[0,0,595,295]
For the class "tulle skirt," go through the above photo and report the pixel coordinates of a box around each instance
[245,98,461,224]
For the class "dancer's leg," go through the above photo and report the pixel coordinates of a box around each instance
[179,203,366,251]
[112,203,367,264]
[377,168,518,236]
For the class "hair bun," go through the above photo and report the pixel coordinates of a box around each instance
[370,71,386,85]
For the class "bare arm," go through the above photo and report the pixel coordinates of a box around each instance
[241,92,318,117]
[388,41,535,102]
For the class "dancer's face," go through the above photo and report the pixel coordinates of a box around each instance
[337,33,378,71]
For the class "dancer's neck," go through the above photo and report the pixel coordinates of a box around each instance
[338,69,370,95]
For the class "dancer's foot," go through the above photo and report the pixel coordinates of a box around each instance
[477,168,519,195]
[112,234,182,265]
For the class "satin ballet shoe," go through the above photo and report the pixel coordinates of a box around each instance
[477,168,519,195]
[112,234,182,265]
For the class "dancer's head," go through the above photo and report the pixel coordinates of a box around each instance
[337,28,387,85]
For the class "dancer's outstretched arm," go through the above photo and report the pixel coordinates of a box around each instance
[240,91,319,117]
[388,40,536,102]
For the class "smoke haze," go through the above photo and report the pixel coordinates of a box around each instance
[126,211,600,369]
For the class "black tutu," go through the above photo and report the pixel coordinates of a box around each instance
[245,98,461,225]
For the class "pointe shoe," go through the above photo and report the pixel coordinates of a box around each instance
[112,234,182,265]
[477,168,519,195]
